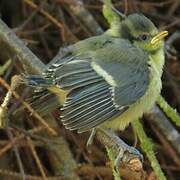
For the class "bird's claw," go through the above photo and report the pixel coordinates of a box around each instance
[114,144,143,172]
[86,128,143,172]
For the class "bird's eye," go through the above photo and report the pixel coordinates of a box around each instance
[139,34,149,41]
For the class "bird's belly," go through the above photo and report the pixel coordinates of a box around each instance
[102,67,162,131]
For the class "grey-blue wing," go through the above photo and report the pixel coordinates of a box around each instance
[42,40,150,132]
[92,44,150,109]
[45,57,127,132]
[61,81,127,132]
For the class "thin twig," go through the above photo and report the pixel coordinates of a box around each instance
[24,0,65,40]
[0,15,80,179]
[0,59,11,76]
[24,0,64,30]
[132,119,166,180]
[0,75,19,128]
[0,168,62,180]
[66,0,103,35]
[6,128,26,180]
[0,126,45,157]
[0,76,57,136]
[157,96,180,127]
[27,137,48,180]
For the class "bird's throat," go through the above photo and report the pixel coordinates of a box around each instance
[149,47,165,77]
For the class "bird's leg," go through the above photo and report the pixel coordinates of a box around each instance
[86,128,96,150]
[96,128,143,172]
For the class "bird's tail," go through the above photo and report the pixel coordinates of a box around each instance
[24,75,53,88]
[29,89,60,115]
[16,75,59,115]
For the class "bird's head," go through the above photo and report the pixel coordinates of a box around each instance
[120,14,168,52]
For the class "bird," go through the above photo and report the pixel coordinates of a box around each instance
[24,11,168,166]
[26,13,167,133]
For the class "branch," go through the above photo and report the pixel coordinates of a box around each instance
[66,0,103,35]
[0,19,44,74]
[149,105,180,156]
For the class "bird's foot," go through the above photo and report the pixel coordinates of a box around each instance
[96,128,143,172]
[114,142,143,172]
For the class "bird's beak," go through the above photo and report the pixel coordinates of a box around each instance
[151,31,168,45]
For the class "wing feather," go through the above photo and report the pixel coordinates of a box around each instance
[42,38,150,132]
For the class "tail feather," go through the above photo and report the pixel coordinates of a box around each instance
[21,75,59,115]
[13,89,59,116]
[24,75,53,88]
[30,89,60,115]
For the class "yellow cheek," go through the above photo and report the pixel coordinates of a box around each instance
[133,41,151,50]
